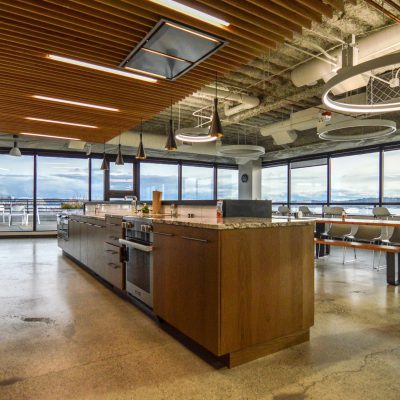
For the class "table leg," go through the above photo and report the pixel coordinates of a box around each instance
[386,253,400,286]
[315,222,330,257]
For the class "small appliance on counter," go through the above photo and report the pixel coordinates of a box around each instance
[219,200,272,218]
[119,216,153,308]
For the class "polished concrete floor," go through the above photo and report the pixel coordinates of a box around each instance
[1,239,399,400]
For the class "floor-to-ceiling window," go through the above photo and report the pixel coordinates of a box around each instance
[290,159,327,213]
[331,152,379,214]
[217,167,238,199]
[108,161,134,200]
[182,165,214,200]
[383,149,400,214]
[37,156,89,230]
[0,154,34,232]
[261,165,288,210]
[90,158,105,201]
[139,162,179,201]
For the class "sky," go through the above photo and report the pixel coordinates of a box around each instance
[1,151,399,204]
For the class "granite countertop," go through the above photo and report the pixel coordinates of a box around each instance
[152,216,315,230]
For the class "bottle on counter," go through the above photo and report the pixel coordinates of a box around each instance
[216,200,223,218]
[341,210,346,221]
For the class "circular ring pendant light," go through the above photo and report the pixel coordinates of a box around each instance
[175,127,217,143]
[217,145,265,159]
[322,52,400,113]
[318,119,397,141]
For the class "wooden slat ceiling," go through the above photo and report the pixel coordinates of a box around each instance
[0,0,342,143]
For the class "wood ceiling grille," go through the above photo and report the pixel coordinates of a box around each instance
[0,0,341,143]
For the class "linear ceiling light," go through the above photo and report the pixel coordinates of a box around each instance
[47,54,158,83]
[32,95,119,112]
[165,22,220,42]
[20,132,81,141]
[143,48,187,62]
[148,0,230,27]
[25,117,97,128]
[124,67,166,79]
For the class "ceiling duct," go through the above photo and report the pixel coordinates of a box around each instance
[198,87,260,117]
[291,24,400,95]
[259,107,354,145]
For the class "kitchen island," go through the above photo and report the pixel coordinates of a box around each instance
[59,214,314,367]
[152,217,314,367]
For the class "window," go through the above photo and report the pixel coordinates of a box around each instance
[182,165,214,200]
[290,164,327,203]
[37,156,89,230]
[261,165,287,202]
[139,162,179,201]
[0,154,34,232]
[383,149,400,203]
[217,168,238,199]
[331,152,379,203]
[91,158,105,201]
[109,162,133,191]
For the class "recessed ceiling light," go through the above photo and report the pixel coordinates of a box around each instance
[20,132,81,141]
[47,54,158,83]
[25,117,97,128]
[148,0,230,27]
[32,95,119,112]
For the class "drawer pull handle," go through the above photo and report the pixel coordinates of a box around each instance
[154,232,174,237]
[107,262,120,269]
[108,223,120,227]
[181,236,208,243]
[105,249,118,254]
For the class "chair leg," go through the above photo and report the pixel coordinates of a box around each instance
[372,250,375,269]
[342,247,346,264]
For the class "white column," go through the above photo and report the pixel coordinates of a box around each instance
[238,160,262,200]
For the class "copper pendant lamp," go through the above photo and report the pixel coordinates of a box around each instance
[100,141,108,170]
[115,134,124,165]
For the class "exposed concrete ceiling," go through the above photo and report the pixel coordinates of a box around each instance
[138,0,399,158]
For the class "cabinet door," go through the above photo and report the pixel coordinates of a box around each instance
[103,242,123,289]
[153,224,220,354]
[69,220,81,260]
[80,222,88,266]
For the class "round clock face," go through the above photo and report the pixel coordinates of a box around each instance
[241,173,249,183]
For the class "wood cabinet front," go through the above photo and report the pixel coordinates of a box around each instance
[153,224,220,354]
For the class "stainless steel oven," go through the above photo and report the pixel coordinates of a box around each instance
[120,217,153,308]
[57,213,69,240]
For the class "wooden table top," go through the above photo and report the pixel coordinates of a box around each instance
[314,217,400,227]
[272,215,400,227]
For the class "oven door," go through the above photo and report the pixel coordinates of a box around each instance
[119,239,153,308]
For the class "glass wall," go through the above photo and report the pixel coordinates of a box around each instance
[182,165,214,200]
[331,152,379,204]
[261,165,287,204]
[37,156,89,230]
[383,149,400,203]
[139,162,179,201]
[91,158,105,201]
[291,164,327,203]
[109,162,133,191]
[0,155,34,232]
[217,168,238,199]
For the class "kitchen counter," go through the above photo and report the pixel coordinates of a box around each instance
[152,216,314,230]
